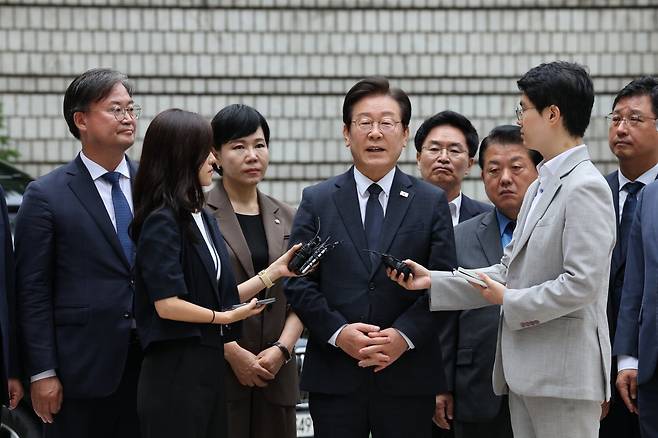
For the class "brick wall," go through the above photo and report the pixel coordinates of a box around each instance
[1,1,656,204]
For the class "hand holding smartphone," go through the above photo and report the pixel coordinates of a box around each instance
[229,297,276,310]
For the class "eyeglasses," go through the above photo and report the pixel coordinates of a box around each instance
[421,145,468,159]
[605,113,657,128]
[106,104,142,122]
[515,106,536,121]
[352,118,401,134]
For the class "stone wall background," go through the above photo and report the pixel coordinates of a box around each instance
[1,1,657,205]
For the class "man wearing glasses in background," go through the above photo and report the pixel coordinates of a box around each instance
[14,68,142,438]
[607,77,658,438]
[414,110,491,438]
[285,77,456,438]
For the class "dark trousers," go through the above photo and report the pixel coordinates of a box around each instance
[44,332,142,438]
[453,397,513,438]
[639,367,658,438]
[137,338,227,438]
[599,397,640,438]
[226,390,296,438]
[309,389,434,438]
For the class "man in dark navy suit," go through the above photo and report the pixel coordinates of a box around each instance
[414,110,491,438]
[415,110,491,227]
[607,77,658,438]
[285,77,456,438]
[0,184,23,410]
[14,68,142,438]
[601,77,658,438]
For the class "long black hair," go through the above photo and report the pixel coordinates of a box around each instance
[131,108,212,242]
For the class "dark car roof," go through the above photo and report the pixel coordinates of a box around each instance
[0,160,33,212]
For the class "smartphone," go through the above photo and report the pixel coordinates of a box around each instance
[454,267,487,287]
[230,297,276,310]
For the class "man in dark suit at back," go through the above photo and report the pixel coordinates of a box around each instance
[415,110,491,438]
[600,76,658,438]
[285,77,456,438]
[0,184,23,410]
[436,126,540,437]
[415,110,492,227]
[14,68,142,438]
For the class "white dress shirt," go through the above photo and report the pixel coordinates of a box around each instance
[191,212,221,280]
[448,193,462,227]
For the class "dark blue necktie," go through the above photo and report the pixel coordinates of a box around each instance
[619,181,644,259]
[501,220,516,248]
[102,171,134,265]
[364,183,384,265]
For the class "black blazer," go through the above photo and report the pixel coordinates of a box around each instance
[15,155,136,398]
[284,167,456,396]
[134,207,241,351]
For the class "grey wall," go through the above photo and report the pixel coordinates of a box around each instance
[1,1,657,205]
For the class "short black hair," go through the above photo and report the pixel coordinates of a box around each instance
[517,61,594,138]
[342,76,411,128]
[414,110,479,157]
[63,68,133,139]
[478,125,543,169]
[612,76,658,118]
[211,104,270,148]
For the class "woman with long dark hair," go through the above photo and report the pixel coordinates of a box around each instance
[131,108,299,438]
[205,104,303,438]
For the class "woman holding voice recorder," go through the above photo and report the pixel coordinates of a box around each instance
[131,108,300,438]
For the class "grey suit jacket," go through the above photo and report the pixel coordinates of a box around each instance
[430,146,616,402]
[449,210,506,422]
[205,181,299,406]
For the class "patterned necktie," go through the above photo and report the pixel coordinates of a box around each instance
[101,171,134,265]
[364,183,384,265]
[501,220,516,249]
[619,181,644,259]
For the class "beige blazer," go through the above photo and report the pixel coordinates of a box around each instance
[430,146,616,402]
[205,181,298,406]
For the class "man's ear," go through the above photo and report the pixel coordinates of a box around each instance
[547,104,560,124]
[343,124,350,147]
[73,111,87,135]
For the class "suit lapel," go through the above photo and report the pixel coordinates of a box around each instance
[606,172,624,274]
[191,211,220,300]
[476,211,503,266]
[333,169,371,273]
[259,191,285,265]
[205,182,255,278]
[66,155,130,269]
[376,169,415,275]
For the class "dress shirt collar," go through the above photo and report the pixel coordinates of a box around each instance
[495,208,514,239]
[536,144,587,188]
[617,162,658,192]
[449,193,462,226]
[80,150,131,181]
[353,166,396,199]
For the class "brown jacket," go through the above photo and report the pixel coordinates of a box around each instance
[205,181,298,406]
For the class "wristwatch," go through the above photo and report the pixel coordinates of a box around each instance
[272,341,292,364]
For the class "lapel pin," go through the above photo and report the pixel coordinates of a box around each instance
[400,190,408,198]
[274,218,280,224]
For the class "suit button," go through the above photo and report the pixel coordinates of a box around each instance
[123,312,132,319]
[368,282,375,291]
[129,279,135,287]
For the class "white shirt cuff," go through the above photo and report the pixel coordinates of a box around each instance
[618,355,638,371]
[31,369,57,383]
[395,329,414,350]
[328,324,347,346]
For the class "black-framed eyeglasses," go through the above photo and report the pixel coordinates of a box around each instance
[605,113,657,128]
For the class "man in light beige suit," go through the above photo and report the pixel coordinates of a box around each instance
[390,62,616,438]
